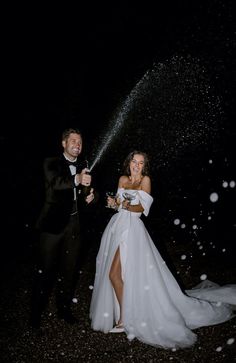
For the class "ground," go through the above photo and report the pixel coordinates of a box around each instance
[0,220,235,363]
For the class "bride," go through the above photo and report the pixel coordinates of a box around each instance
[89,150,236,349]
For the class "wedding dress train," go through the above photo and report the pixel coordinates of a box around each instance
[90,188,236,348]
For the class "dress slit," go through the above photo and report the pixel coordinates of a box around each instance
[109,245,125,324]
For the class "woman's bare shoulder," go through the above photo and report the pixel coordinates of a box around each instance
[118,175,129,187]
[141,175,151,193]
[141,175,151,184]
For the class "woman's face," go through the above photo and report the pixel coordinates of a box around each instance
[130,154,145,176]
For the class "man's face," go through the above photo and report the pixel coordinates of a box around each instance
[62,133,83,159]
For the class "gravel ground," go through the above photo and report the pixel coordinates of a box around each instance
[0,225,235,363]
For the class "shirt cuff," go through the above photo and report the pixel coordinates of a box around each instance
[74,175,79,186]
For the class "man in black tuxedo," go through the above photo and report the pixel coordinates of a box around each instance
[30,127,95,329]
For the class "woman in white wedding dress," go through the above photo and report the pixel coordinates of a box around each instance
[89,151,236,349]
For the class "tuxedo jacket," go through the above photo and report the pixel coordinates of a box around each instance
[36,155,89,234]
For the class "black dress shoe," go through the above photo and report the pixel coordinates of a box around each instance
[57,310,79,325]
[29,314,41,330]
[29,317,46,337]
[32,326,45,337]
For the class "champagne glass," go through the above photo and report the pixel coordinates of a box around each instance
[105,191,118,209]
[122,192,136,209]
[122,192,136,202]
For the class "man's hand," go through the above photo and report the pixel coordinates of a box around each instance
[76,168,91,186]
[85,188,95,204]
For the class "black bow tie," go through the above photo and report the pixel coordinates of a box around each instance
[66,160,78,167]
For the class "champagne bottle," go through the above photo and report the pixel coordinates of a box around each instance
[82,160,91,198]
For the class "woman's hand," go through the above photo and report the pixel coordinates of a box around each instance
[122,199,130,210]
[107,196,116,208]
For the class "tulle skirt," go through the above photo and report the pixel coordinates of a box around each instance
[90,209,236,349]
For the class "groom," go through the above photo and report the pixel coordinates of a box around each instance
[30,127,96,329]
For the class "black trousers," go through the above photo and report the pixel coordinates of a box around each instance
[31,214,81,319]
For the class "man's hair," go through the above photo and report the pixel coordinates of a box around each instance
[62,128,82,141]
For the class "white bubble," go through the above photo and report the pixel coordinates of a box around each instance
[103,312,109,318]
[174,218,180,225]
[222,248,226,252]
[227,338,235,345]
[38,269,42,274]
[192,224,197,230]
[208,159,213,164]
[180,223,186,229]
[141,321,147,327]
[222,181,228,188]
[200,274,207,280]
[210,192,219,202]
[72,298,78,303]
[216,346,222,352]
[208,216,212,220]
[89,285,94,290]
[181,255,187,260]
[144,285,150,290]
[229,180,235,188]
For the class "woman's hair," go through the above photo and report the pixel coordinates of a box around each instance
[122,150,150,176]
[62,128,82,141]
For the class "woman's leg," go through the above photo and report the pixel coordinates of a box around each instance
[109,247,123,325]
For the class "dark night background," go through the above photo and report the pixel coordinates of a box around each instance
[1,1,236,362]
